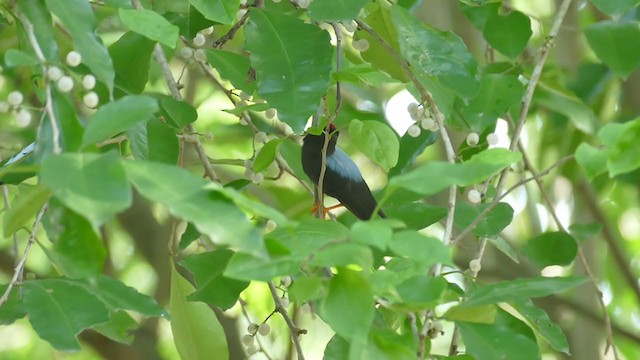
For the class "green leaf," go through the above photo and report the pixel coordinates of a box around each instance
[607,119,640,176]
[223,103,270,115]
[389,231,453,267]
[309,242,374,269]
[356,7,409,82]
[454,202,514,237]
[160,96,198,128]
[389,129,438,177]
[147,119,179,164]
[289,275,326,303]
[487,236,519,264]
[123,160,264,257]
[206,49,256,94]
[395,275,447,309]
[351,220,393,250]
[23,279,111,351]
[348,120,399,171]
[522,231,578,268]
[569,222,602,243]
[512,300,570,354]
[384,203,447,230]
[4,49,38,67]
[575,143,607,181]
[458,310,540,360]
[180,250,250,310]
[89,276,167,318]
[43,202,106,278]
[460,2,501,31]
[443,304,497,324]
[534,84,597,134]
[462,276,588,307]
[40,152,132,227]
[46,0,115,94]
[585,21,640,78]
[191,0,239,25]
[224,252,300,281]
[18,0,58,61]
[35,90,85,160]
[82,95,159,147]
[109,32,155,94]
[2,184,51,237]
[483,11,531,58]
[318,269,374,341]
[170,265,229,360]
[307,0,369,21]
[118,8,179,48]
[0,284,26,325]
[389,148,521,195]
[392,6,479,98]
[92,311,137,345]
[254,139,282,173]
[245,9,333,133]
[590,0,640,18]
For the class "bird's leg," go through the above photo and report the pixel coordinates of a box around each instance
[310,203,345,219]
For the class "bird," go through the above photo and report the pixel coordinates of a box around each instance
[301,123,386,220]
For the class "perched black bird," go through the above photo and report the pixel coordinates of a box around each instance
[301,124,385,220]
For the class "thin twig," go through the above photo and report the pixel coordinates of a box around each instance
[2,186,19,268]
[21,15,61,154]
[268,282,306,360]
[0,204,47,306]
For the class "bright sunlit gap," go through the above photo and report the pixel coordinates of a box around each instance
[384,89,418,135]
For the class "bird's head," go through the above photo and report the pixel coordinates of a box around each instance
[303,123,339,153]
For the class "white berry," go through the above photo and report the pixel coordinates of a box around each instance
[342,20,357,33]
[251,172,264,184]
[280,297,290,307]
[66,51,82,67]
[487,132,499,146]
[241,334,254,346]
[466,132,479,146]
[57,76,74,92]
[352,39,370,52]
[246,345,258,355]
[237,9,247,21]
[8,91,23,106]
[407,124,421,137]
[435,112,445,122]
[83,92,99,108]
[467,189,481,204]
[237,100,248,108]
[247,323,259,334]
[239,91,251,101]
[180,47,194,59]
[420,117,435,130]
[265,219,277,232]
[15,108,32,126]
[469,259,482,273]
[255,131,268,143]
[258,323,271,336]
[82,74,96,90]
[407,102,418,115]
[192,33,206,47]
[201,26,214,35]
[299,303,311,314]
[280,276,292,287]
[0,101,9,113]
[265,108,276,119]
[47,66,63,81]
[194,49,207,63]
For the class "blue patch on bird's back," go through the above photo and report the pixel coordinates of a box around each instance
[326,148,364,181]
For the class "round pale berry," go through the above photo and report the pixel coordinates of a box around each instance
[407,102,418,114]
[280,276,292,287]
[467,189,481,204]
[280,297,290,307]
[47,66,63,81]
[194,49,207,63]
[407,124,421,138]
[180,46,194,59]
[201,26,214,36]
[0,101,9,113]
[265,108,276,119]
[237,100,248,108]
[66,51,82,67]
[241,334,254,346]
[16,108,32,126]
[469,259,482,273]
[466,132,479,146]
[57,76,74,93]
[247,323,259,334]
[83,92,99,108]
[486,132,499,146]
[255,131,268,143]
[435,112,445,122]
[265,219,277,232]
[420,117,435,130]
[239,91,251,101]
[192,33,206,47]
[246,345,258,355]
[82,74,96,90]
[352,39,370,52]
[258,323,271,336]
[8,91,23,106]
[251,172,264,184]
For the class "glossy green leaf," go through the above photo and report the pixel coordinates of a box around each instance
[389,129,437,177]
[269,219,351,258]
[384,203,446,230]
[18,0,58,61]
[590,0,640,16]
[389,231,453,267]
[487,236,519,264]
[350,328,416,360]
[324,335,350,360]
[254,139,282,173]
[2,184,51,237]
[483,11,531,58]
[92,311,137,345]
[147,119,179,164]
[4,49,38,67]
[23,279,111,351]
[245,9,333,133]
[512,300,570,354]
[356,7,409,82]
[319,269,374,341]
[348,120,399,171]
[0,284,26,325]
[458,311,540,360]
[534,84,597,134]
[170,265,229,360]
[442,304,497,324]
[569,222,602,243]
[224,252,300,281]
[180,250,249,310]
[575,143,607,181]
[40,152,132,227]
[224,103,270,115]
[118,8,179,48]
[88,276,167,318]
[109,32,155,94]
[454,202,514,237]
[392,6,479,98]
[46,0,115,94]
[289,275,326,303]
[191,0,239,24]
[586,21,640,78]
[462,276,588,307]
[124,160,264,257]
[307,0,369,21]
[389,148,521,195]
[395,275,447,309]
[82,95,158,147]
[35,90,85,160]
[206,49,256,94]
[160,96,198,128]
[460,2,501,31]
[351,220,393,250]
[43,202,106,279]
[309,242,374,269]
[522,231,578,268]
[607,119,640,176]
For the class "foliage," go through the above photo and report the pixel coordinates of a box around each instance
[1,0,639,359]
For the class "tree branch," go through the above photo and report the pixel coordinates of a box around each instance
[268,282,306,360]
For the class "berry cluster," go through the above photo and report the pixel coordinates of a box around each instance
[406,102,440,137]
[48,51,99,108]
